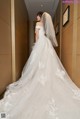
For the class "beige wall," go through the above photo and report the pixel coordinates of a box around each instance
[76,4,80,87]
[29,20,35,53]
[53,2,80,87]
[15,0,29,80]
[0,0,29,95]
[0,0,12,94]
[62,4,80,87]
[62,4,74,80]
[53,1,61,57]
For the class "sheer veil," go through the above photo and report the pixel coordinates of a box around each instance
[41,12,58,47]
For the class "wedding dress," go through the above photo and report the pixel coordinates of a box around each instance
[0,14,80,119]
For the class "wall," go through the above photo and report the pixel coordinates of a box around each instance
[15,0,29,80]
[53,2,80,87]
[29,20,35,53]
[53,1,61,57]
[62,4,74,80]
[76,4,80,87]
[62,4,80,87]
[0,0,29,95]
[0,0,12,94]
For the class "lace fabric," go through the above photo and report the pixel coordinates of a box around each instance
[46,98,59,119]
[0,19,80,119]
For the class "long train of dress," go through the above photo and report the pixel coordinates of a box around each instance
[0,25,80,119]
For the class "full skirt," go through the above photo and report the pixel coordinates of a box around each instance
[0,35,80,119]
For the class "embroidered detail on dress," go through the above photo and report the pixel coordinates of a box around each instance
[72,89,80,101]
[38,61,47,85]
[46,98,59,119]
[38,61,45,69]
[48,47,53,56]
[55,68,65,81]
[38,74,47,85]
[4,102,13,112]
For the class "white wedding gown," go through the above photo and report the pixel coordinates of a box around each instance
[0,25,80,119]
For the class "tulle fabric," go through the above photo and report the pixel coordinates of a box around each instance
[41,12,58,47]
[0,25,80,119]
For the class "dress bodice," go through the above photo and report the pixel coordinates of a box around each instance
[35,25,45,38]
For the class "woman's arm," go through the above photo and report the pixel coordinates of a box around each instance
[35,28,39,42]
[35,22,40,42]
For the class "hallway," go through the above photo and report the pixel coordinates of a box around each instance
[0,0,80,99]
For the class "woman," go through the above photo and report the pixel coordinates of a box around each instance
[35,11,43,42]
[0,11,80,119]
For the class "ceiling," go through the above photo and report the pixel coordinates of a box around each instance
[24,0,59,21]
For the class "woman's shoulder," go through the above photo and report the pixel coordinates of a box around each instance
[36,22,43,26]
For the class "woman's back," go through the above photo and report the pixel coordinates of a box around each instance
[35,22,45,39]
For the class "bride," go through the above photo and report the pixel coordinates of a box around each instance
[0,11,80,119]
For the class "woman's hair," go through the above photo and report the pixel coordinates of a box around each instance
[36,11,43,18]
